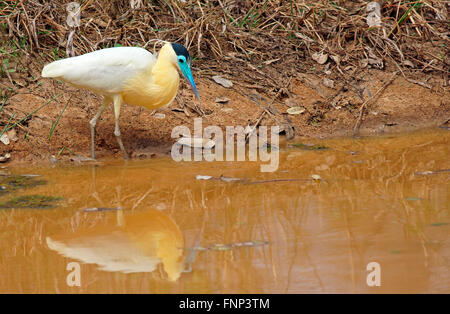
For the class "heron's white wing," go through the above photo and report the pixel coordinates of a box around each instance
[42,47,156,94]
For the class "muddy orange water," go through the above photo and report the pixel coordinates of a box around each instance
[0,129,448,293]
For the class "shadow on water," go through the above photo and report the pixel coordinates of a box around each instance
[0,128,448,293]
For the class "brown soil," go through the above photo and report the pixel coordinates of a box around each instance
[1,1,449,164]
[1,67,448,164]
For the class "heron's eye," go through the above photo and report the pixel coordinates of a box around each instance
[178,57,185,63]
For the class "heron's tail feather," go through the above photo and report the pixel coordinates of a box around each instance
[41,60,65,78]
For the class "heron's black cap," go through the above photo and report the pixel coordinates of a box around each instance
[171,43,191,62]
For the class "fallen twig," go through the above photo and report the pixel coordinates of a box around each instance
[353,71,399,137]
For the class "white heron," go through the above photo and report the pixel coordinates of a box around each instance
[41,42,199,160]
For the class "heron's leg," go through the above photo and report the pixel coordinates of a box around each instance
[113,96,129,160]
[89,97,110,159]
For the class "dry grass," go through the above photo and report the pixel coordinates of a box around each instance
[1,0,448,98]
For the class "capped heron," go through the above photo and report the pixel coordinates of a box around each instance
[41,42,199,160]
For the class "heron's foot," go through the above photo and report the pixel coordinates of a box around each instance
[114,130,129,160]
[121,145,129,160]
[121,148,129,160]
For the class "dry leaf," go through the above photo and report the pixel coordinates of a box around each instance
[368,57,383,68]
[402,60,414,67]
[284,98,298,107]
[220,176,241,182]
[330,55,341,65]
[6,129,18,142]
[196,175,213,180]
[323,78,335,89]
[366,2,382,28]
[286,106,306,115]
[312,52,328,64]
[154,113,166,119]
[263,58,280,65]
[0,153,11,163]
[83,207,122,212]
[0,134,9,145]
[295,32,314,42]
[212,75,233,88]
[215,96,230,104]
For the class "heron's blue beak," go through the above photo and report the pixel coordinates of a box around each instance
[179,61,200,100]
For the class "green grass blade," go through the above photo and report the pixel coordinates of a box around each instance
[48,96,71,140]
[0,93,62,137]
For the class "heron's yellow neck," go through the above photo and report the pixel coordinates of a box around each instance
[152,43,178,82]
[121,43,180,109]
